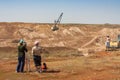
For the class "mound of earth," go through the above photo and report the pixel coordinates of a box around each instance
[0,22,120,53]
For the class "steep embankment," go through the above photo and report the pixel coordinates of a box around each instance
[0,22,120,52]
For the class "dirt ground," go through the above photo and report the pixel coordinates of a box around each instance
[1,48,120,80]
[1,22,120,80]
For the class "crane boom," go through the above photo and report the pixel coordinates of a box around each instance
[55,12,63,24]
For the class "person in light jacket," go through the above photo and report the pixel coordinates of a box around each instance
[32,41,43,73]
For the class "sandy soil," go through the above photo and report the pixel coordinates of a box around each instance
[0,50,120,80]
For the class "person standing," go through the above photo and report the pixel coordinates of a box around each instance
[105,36,111,51]
[32,41,43,73]
[16,40,28,73]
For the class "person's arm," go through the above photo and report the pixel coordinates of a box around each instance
[23,46,28,52]
[40,47,43,53]
[25,47,28,52]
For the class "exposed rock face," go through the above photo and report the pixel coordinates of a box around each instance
[0,22,120,51]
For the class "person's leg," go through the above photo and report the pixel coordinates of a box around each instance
[36,66,40,71]
[33,55,39,71]
[20,56,25,72]
[108,42,110,51]
[106,42,109,51]
[27,59,31,72]
[40,56,42,72]
[16,57,22,72]
[38,56,42,72]
[34,55,42,73]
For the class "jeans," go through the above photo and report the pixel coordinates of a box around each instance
[16,56,25,72]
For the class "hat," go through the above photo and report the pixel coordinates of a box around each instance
[19,39,24,43]
[34,41,39,45]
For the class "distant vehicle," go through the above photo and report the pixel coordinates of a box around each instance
[51,12,63,31]
[109,35,120,50]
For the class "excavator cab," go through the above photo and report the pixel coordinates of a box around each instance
[51,20,59,31]
[51,25,59,31]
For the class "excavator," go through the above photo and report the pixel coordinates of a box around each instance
[51,12,63,31]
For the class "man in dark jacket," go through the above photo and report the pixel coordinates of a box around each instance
[16,40,28,73]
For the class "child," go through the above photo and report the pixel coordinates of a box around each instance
[41,63,47,72]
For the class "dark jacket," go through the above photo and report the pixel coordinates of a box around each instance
[18,44,28,57]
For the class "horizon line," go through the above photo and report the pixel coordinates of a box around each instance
[0,21,120,25]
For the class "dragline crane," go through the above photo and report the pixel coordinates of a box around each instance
[51,12,63,31]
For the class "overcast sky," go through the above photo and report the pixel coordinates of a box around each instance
[0,0,120,24]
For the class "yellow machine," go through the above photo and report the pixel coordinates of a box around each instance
[110,41,118,48]
[109,34,120,48]
[108,41,118,51]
